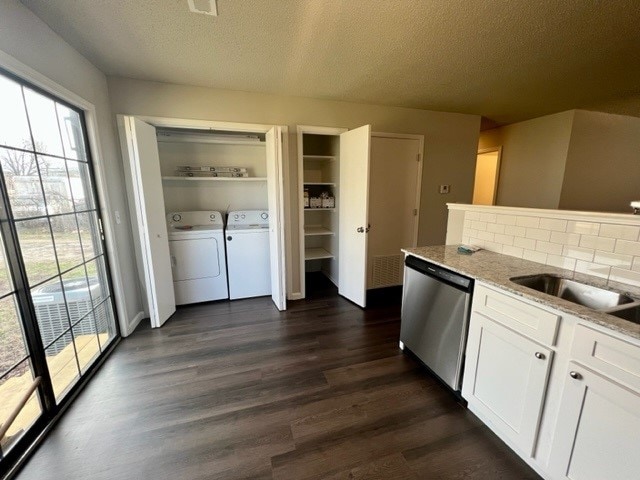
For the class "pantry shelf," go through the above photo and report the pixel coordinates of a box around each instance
[162,176,267,182]
[305,248,335,261]
[304,226,334,236]
[303,155,335,161]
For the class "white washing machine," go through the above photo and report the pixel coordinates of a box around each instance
[167,211,229,305]
[225,210,271,299]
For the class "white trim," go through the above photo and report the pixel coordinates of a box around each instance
[280,126,294,299]
[296,125,348,299]
[124,311,145,336]
[371,131,422,140]
[447,203,640,225]
[0,48,131,336]
[137,115,276,133]
[297,125,348,136]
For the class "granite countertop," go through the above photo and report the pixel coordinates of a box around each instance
[402,245,640,341]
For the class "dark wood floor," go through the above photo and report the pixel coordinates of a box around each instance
[14,276,540,479]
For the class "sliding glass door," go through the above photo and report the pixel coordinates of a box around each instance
[0,69,119,472]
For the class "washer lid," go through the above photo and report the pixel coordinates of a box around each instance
[226,224,268,230]
[168,224,224,239]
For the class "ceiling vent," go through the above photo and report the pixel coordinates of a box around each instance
[188,0,218,16]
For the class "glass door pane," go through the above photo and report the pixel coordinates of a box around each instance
[0,67,119,474]
[0,229,42,456]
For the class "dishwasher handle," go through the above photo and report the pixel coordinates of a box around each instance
[405,255,473,293]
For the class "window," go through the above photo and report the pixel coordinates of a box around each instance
[0,69,119,473]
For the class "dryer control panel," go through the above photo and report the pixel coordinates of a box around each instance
[227,210,269,227]
[167,211,224,227]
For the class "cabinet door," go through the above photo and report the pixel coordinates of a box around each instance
[338,125,371,308]
[118,116,175,328]
[265,126,286,311]
[463,313,552,456]
[549,363,640,480]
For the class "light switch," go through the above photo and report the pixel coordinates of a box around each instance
[439,185,451,194]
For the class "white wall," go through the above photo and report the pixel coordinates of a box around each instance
[480,109,640,215]
[559,110,640,213]
[479,111,574,209]
[0,0,143,334]
[107,77,481,296]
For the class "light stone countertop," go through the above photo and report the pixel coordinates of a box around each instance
[402,245,640,341]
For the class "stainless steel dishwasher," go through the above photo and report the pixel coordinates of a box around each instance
[400,255,473,392]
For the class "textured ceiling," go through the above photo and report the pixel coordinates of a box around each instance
[19,0,640,125]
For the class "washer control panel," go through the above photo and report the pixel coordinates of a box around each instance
[227,210,269,227]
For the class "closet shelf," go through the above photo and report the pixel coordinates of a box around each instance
[162,176,267,182]
[304,207,336,211]
[303,182,335,186]
[303,155,335,161]
[305,248,335,261]
[304,226,334,236]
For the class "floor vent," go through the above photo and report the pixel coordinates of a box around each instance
[371,254,404,288]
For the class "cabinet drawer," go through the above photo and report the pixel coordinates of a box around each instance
[473,284,560,346]
[571,324,640,393]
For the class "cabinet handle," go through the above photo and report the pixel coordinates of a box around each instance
[534,352,545,360]
[569,371,582,380]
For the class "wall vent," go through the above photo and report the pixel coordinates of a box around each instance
[371,254,404,288]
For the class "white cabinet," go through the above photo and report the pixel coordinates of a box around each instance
[463,312,553,456]
[548,325,640,480]
[549,363,640,480]
[463,283,640,480]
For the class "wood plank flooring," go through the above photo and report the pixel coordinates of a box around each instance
[13,279,540,479]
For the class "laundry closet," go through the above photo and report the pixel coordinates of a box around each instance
[117,116,287,329]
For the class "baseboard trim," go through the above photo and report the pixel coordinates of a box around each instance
[124,311,145,337]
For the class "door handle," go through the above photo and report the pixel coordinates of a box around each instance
[357,227,364,233]
[227,236,232,241]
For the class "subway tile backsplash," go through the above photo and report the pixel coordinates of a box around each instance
[461,209,640,285]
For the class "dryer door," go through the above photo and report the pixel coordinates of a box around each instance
[169,237,221,281]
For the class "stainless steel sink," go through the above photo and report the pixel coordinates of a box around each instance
[510,274,636,311]
[608,304,640,325]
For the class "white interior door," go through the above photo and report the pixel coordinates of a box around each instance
[266,127,287,310]
[119,116,175,327]
[338,125,371,307]
[368,135,422,289]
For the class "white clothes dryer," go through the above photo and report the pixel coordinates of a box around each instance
[166,211,229,305]
[225,210,271,299]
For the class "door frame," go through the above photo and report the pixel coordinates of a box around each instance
[123,115,289,315]
[474,146,503,206]
[296,125,348,300]
[371,132,424,247]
